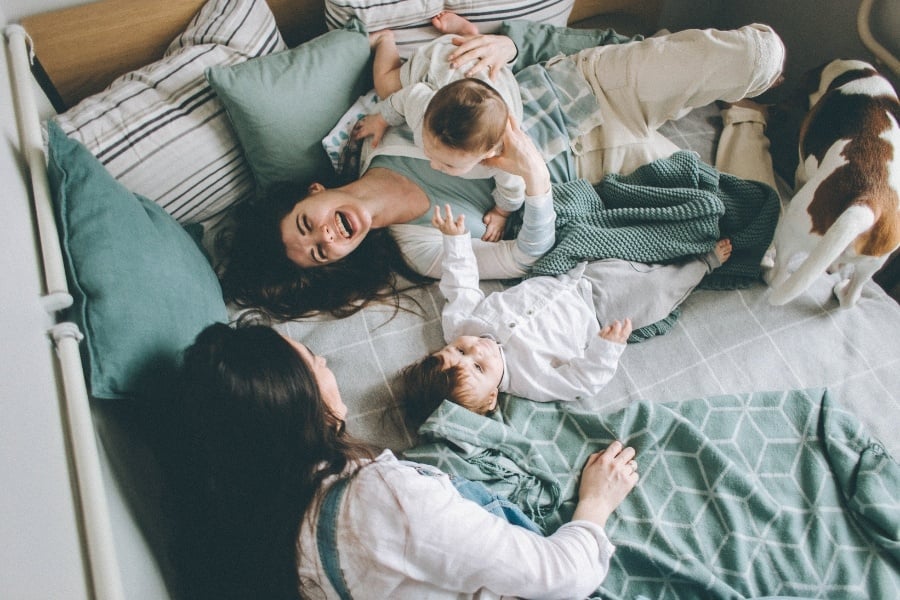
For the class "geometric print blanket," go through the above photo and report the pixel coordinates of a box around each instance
[403,388,900,599]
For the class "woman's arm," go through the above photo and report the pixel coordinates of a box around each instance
[389,218,551,281]
[342,459,616,599]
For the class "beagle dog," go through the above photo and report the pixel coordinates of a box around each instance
[767,59,900,308]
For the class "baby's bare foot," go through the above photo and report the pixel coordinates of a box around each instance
[715,238,733,264]
[431,11,478,36]
[369,29,394,49]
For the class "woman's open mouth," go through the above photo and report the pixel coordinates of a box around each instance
[335,211,353,238]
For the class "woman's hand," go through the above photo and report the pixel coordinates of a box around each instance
[432,204,467,236]
[352,113,390,148]
[481,118,550,197]
[572,441,639,528]
[448,34,518,80]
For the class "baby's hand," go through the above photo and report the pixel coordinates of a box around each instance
[352,113,390,148]
[432,204,467,236]
[481,207,510,242]
[599,318,632,345]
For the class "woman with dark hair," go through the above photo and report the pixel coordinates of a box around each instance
[173,321,639,599]
[220,194,428,319]
[221,20,784,320]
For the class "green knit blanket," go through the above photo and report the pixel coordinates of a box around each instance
[404,389,900,599]
[531,150,781,292]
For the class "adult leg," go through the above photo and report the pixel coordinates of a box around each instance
[716,100,778,190]
[571,24,785,182]
[717,100,782,266]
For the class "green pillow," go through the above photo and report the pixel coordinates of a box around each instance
[206,26,372,192]
[46,121,228,400]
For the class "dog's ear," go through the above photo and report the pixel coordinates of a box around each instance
[800,62,829,99]
[827,67,879,93]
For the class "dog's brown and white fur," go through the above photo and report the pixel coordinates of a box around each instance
[766,59,900,308]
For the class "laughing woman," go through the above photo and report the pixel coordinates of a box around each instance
[222,20,785,319]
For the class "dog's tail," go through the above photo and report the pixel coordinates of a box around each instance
[769,205,876,305]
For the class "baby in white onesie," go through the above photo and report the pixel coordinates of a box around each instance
[353,13,526,241]
[399,201,732,423]
[400,203,634,420]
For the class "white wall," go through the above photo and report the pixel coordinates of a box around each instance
[705,0,899,95]
[0,1,91,597]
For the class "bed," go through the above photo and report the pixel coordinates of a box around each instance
[6,0,900,598]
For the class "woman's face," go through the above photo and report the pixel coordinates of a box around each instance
[284,336,347,421]
[280,185,372,268]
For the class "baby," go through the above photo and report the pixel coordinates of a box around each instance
[399,202,733,423]
[353,12,525,242]
[400,202,635,422]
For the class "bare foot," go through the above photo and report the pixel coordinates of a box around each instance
[369,29,394,49]
[715,238,733,264]
[431,11,478,36]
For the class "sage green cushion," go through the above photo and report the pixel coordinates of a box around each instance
[206,26,372,191]
[47,121,228,400]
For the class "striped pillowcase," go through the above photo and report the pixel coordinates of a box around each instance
[53,0,286,224]
[325,0,575,59]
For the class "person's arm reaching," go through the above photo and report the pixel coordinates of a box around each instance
[513,319,632,402]
[340,450,637,598]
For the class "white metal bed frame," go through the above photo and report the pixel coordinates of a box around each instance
[857,0,900,78]
[4,24,124,600]
[4,2,897,598]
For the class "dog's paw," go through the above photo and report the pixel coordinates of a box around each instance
[833,278,861,308]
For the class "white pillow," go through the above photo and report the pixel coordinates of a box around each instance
[52,0,286,223]
[324,0,575,59]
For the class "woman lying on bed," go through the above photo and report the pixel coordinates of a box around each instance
[222,20,785,319]
[173,322,639,599]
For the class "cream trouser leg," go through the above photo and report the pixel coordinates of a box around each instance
[716,102,779,191]
[569,24,785,182]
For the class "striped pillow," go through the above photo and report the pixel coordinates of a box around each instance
[52,0,286,224]
[325,0,575,59]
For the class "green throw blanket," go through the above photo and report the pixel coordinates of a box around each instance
[532,150,781,291]
[403,389,900,599]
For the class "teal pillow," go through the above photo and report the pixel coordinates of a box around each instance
[46,121,228,400]
[206,26,372,192]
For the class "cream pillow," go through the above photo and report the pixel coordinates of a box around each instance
[324,0,575,58]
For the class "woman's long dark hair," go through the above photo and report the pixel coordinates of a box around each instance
[219,186,428,321]
[172,322,374,599]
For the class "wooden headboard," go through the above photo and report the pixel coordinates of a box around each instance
[21,0,662,110]
[21,0,324,109]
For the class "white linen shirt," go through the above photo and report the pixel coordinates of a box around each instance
[376,34,526,214]
[296,450,615,599]
[440,234,625,403]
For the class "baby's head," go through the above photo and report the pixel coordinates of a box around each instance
[400,335,504,423]
[423,78,508,176]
